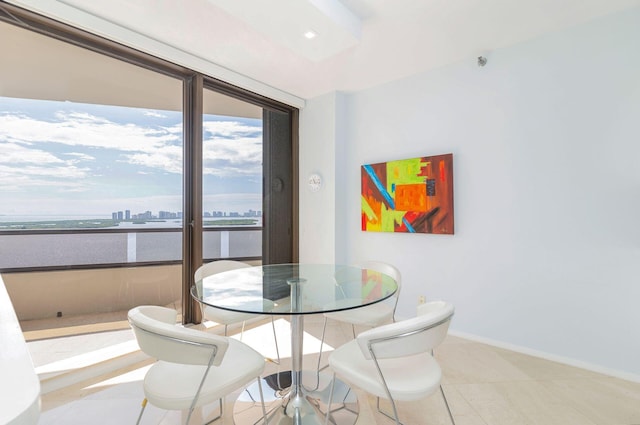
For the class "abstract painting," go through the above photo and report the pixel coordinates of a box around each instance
[361,153,454,234]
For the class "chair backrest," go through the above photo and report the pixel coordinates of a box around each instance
[128,305,229,367]
[356,300,454,360]
[357,261,401,289]
[194,260,251,282]
[357,261,402,312]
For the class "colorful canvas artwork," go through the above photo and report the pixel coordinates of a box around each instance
[361,153,454,234]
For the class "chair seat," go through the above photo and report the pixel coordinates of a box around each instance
[324,301,394,327]
[329,339,442,401]
[144,338,265,410]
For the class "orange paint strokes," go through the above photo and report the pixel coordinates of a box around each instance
[364,195,383,230]
[394,184,428,211]
[439,160,446,181]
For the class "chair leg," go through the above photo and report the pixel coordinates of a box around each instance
[374,387,455,425]
[376,397,402,425]
[270,316,281,364]
[431,349,455,425]
[202,399,223,425]
[324,372,337,425]
[256,376,269,425]
[316,316,329,373]
[135,398,147,425]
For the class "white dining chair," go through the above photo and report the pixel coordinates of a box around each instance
[194,260,281,364]
[316,261,401,371]
[128,305,268,425]
[324,300,455,425]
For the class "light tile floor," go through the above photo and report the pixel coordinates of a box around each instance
[28,315,640,425]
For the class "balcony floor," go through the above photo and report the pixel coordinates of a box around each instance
[26,313,640,425]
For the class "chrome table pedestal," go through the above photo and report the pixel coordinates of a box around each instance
[235,368,358,425]
[235,280,358,425]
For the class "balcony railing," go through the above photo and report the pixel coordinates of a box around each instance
[0,227,262,272]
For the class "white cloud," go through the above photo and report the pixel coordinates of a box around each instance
[0,112,262,179]
[0,142,90,192]
[0,104,263,214]
[203,121,262,177]
[0,164,89,192]
[0,111,179,153]
[124,144,183,174]
[203,120,260,138]
[0,141,65,165]
[64,152,96,162]
[143,110,168,118]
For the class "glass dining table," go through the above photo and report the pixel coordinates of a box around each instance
[191,263,398,425]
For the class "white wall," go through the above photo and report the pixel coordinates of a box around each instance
[300,92,339,264]
[301,7,640,379]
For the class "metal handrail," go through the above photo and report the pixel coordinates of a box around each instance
[0,225,261,236]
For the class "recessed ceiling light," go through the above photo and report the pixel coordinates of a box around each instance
[304,30,318,39]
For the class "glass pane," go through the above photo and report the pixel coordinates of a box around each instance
[202,88,263,261]
[0,19,183,349]
[0,96,183,233]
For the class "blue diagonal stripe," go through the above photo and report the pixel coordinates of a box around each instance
[402,217,416,233]
[363,164,395,210]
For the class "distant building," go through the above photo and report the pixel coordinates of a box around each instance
[115,208,259,221]
[134,211,153,220]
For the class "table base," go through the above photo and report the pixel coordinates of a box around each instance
[234,370,358,425]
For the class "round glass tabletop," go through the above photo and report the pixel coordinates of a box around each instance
[192,263,398,316]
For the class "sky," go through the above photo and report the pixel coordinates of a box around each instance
[0,96,262,218]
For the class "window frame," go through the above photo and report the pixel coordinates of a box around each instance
[0,2,299,324]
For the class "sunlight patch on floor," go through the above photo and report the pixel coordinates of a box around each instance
[35,339,140,376]
[85,364,149,390]
[228,317,335,359]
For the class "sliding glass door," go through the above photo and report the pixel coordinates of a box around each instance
[0,4,297,329]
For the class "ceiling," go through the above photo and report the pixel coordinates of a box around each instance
[7,0,640,102]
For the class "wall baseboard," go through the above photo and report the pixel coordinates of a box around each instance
[448,330,640,384]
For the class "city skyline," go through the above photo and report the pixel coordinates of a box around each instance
[0,96,263,217]
[110,208,262,221]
